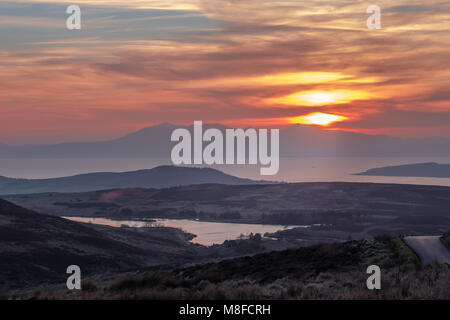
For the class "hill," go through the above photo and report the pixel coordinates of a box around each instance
[15,235,450,300]
[0,198,302,291]
[357,162,450,178]
[0,198,203,289]
[0,165,263,195]
[6,182,450,239]
[442,231,450,250]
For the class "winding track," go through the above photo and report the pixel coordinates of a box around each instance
[404,236,450,264]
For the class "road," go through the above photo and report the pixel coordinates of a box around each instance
[404,236,450,264]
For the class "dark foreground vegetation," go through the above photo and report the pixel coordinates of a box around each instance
[2,181,450,300]
[442,231,450,250]
[9,235,450,300]
[0,198,306,292]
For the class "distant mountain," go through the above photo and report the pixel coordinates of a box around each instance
[0,198,202,289]
[2,123,450,158]
[0,123,178,158]
[356,162,450,178]
[0,165,264,195]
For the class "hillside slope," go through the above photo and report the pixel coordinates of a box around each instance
[8,182,450,239]
[19,236,450,300]
[0,198,202,289]
[357,162,450,178]
[0,165,263,195]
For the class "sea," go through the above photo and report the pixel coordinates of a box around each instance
[1,156,450,186]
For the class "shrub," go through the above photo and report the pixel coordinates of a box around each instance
[110,275,160,291]
[374,233,393,244]
[440,231,450,250]
[391,238,420,265]
[83,281,98,292]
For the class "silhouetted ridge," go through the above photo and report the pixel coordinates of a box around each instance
[0,165,265,195]
[357,162,450,178]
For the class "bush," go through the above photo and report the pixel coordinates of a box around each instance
[374,233,393,244]
[391,238,420,265]
[110,275,160,291]
[83,280,98,292]
[440,231,450,250]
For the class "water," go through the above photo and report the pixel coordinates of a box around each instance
[63,217,302,246]
[1,156,450,186]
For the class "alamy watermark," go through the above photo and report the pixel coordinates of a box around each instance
[170,121,279,176]
[66,5,81,30]
[65,5,379,31]
[366,5,381,29]
[366,265,381,290]
[66,265,81,290]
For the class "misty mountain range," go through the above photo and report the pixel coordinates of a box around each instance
[2,123,450,158]
[0,165,264,195]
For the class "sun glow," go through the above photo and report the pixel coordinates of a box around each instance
[289,112,348,126]
[183,72,350,89]
[271,90,371,106]
[256,72,348,85]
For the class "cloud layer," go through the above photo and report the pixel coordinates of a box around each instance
[0,0,449,143]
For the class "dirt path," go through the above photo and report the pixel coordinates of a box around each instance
[404,236,450,264]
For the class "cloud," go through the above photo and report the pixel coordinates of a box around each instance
[0,0,449,142]
[11,0,201,11]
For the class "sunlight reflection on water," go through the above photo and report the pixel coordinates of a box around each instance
[63,216,303,246]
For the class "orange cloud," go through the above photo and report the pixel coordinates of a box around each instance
[0,0,449,142]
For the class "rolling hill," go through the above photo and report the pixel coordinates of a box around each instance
[6,182,450,239]
[357,162,450,178]
[0,165,264,195]
[0,198,203,289]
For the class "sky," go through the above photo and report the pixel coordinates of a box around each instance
[0,0,449,143]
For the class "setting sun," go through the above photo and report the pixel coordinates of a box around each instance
[289,112,348,126]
